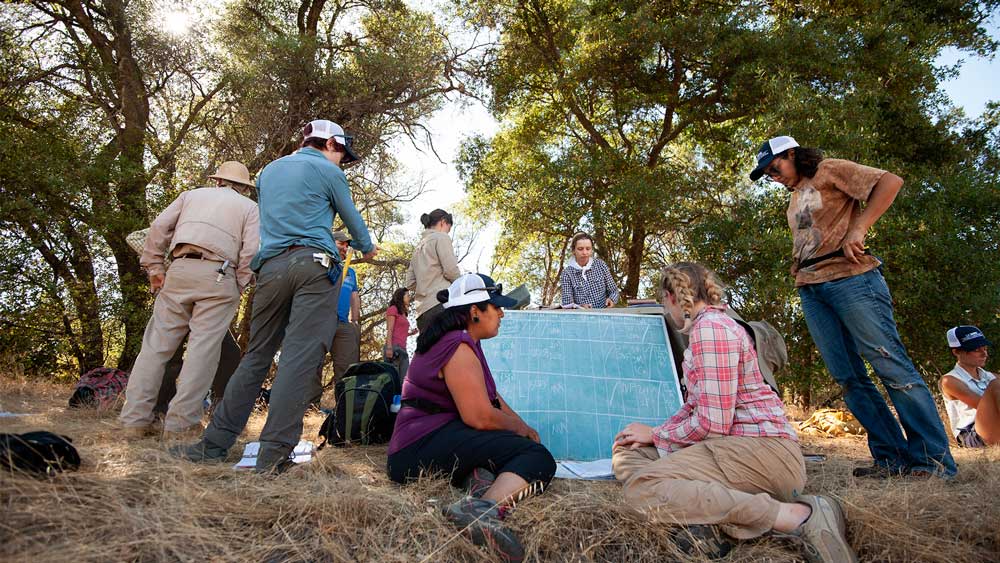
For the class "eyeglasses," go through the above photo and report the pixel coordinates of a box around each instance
[763,157,783,179]
[464,283,502,295]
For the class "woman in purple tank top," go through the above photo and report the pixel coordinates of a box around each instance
[387,273,555,561]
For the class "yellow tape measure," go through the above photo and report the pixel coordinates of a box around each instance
[341,248,353,283]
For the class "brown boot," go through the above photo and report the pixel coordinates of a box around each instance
[121,424,157,440]
[162,424,204,442]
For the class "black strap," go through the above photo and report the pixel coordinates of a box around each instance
[798,248,871,270]
[175,253,204,260]
[401,396,502,414]
[400,397,450,414]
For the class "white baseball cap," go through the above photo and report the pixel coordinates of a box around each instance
[442,273,518,309]
[303,119,359,163]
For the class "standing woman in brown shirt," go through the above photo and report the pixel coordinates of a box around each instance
[406,209,462,332]
[749,136,956,480]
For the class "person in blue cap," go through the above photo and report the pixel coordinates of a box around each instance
[749,136,956,479]
[941,326,998,447]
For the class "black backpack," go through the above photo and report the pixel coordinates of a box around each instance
[319,361,401,448]
[0,431,81,477]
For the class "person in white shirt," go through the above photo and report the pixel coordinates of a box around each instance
[940,325,998,447]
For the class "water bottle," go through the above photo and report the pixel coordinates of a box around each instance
[390,394,401,413]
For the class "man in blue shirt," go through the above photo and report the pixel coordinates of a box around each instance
[308,230,361,406]
[173,119,378,473]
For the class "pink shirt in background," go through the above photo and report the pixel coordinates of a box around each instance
[386,305,411,348]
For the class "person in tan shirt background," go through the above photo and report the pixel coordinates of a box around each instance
[120,161,259,438]
[406,209,461,332]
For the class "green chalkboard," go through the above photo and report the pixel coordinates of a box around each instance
[481,309,682,461]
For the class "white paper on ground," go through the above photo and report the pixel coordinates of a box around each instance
[234,440,316,470]
[555,459,615,480]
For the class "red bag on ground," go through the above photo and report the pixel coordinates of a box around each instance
[68,367,129,410]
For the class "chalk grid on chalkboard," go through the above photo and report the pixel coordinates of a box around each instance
[482,310,683,461]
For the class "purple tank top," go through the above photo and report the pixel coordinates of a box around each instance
[387,330,498,454]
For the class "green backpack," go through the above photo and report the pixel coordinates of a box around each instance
[319,361,401,448]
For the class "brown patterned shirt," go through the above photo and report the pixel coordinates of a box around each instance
[787,158,886,286]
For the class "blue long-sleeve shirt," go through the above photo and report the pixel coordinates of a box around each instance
[251,147,374,270]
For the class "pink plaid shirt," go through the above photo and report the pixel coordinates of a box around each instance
[653,306,798,453]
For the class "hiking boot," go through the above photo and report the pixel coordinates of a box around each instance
[162,424,204,441]
[168,438,228,463]
[670,525,734,560]
[851,463,904,479]
[254,458,300,476]
[443,496,525,562]
[461,467,497,499]
[906,467,955,481]
[795,495,857,563]
[121,424,157,440]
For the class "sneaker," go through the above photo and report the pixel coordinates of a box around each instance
[796,495,858,563]
[670,525,734,560]
[168,439,228,463]
[851,464,904,479]
[461,467,497,499]
[443,496,525,562]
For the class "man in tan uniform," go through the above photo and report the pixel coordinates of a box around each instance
[120,162,260,438]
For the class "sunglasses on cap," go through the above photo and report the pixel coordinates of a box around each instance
[464,283,503,295]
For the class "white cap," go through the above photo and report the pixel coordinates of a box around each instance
[444,274,491,309]
[305,119,348,143]
[303,119,359,162]
[763,136,799,158]
[442,273,517,309]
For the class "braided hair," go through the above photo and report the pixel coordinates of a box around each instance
[660,262,726,332]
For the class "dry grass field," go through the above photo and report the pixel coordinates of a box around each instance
[2,377,998,563]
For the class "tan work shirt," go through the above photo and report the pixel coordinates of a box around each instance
[405,229,461,317]
[141,186,260,290]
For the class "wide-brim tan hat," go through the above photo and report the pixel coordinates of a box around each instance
[208,161,254,188]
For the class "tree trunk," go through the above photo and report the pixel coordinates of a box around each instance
[622,221,646,300]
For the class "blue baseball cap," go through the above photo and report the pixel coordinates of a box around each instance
[749,135,799,181]
[946,326,991,351]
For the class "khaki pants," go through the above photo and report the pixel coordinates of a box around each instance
[612,436,806,539]
[331,320,360,381]
[120,258,240,432]
[307,319,360,406]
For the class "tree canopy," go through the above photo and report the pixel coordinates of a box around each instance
[0,0,997,407]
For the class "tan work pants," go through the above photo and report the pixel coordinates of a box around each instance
[120,258,240,432]
[612,436,806,539]
[331,320,361,381]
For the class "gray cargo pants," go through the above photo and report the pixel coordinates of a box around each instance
[203,247,341,469]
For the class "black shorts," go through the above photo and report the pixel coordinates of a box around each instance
[387,419,556,488]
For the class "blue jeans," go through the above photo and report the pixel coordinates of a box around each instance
[798,268,956,476]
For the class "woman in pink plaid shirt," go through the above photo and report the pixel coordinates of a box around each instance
[612,262,855,563]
